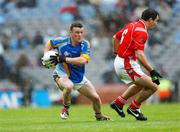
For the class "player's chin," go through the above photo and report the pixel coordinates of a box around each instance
[77,39,83,43]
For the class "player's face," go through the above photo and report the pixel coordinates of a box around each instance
[70,27,84,44]
[149,15,160,29]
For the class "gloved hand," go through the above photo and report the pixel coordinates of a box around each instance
[49,55,59,65]
[150,70,162,85]
[41,58,55,69]
[58,55,66,63]
[49,54,66,64]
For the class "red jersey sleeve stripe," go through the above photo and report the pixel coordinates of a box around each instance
[134,27,147,33]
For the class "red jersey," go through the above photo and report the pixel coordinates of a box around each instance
[115,19,148,60]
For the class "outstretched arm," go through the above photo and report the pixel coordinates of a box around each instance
[58,54,90,65]
[135,50,162,85]
[112,35,120,55]
[65,57,88,65]
[135,50,153,72]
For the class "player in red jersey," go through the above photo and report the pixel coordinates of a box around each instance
[110,8,162,121]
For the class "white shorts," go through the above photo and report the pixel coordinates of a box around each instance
[73,76,89,90]
[53,71,89,90]
[114,56,145,84]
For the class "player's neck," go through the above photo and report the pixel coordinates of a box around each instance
[140,19,148,29]
[71,41,79,46]
[143,20,151,29]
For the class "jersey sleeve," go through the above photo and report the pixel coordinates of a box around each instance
[114,24,128,40]
[80,40,90,62]
[49,36,67,48]
[133,31,147,51]
[115,28,123,40]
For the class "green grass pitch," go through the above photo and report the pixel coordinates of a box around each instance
[0,103,180,132]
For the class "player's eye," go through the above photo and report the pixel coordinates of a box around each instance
[75,31,83,34]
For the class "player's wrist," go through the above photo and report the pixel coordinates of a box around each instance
[114,51,117,55]
[150,70,157,76]
[63,56,67,62]
[150,69,155,74]
[58,55,66,63]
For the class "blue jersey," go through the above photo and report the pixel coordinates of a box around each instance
[49,36,90,83]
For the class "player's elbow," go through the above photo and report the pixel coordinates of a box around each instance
[112,35,117,42]
[80,58,89,64]
[73,57,88,65]
[79,55,90,64]
[135,50,144,60]
[135,52,142,59]
[113,35,116,39]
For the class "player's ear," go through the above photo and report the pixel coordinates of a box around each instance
[147,18,151,21]
[149,18,154,22]
[69,30,73,34]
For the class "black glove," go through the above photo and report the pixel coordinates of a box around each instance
[41,57,56,69]
[150,70,162,85]
[49,54,66,64]
[58,55,66,63]
[49,55,58,65]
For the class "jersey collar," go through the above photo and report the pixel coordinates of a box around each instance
[69,36,83,47]
[139,19,147,30]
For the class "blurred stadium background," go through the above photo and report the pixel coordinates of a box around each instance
[0,0,180,108]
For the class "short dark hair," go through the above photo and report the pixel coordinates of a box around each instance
[70,22,83,31]
[141,8,159,21]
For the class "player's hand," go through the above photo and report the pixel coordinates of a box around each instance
[150,70,162,85]
[58,55,66,63]
[49,54,66,64]
[41,59,55,69]
[49,55,59,65]
[41,54,58,69]
[113,51,117,56]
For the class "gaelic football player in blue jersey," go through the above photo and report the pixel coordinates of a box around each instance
[42,22,110,121]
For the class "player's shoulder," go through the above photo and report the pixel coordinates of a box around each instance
[133,21,147,34]
[82,39,90,45]
[53,35,69,42]
[51,35,70,45]
[134,20,146,28]
[123,22,135,30]
[82,39,89,44]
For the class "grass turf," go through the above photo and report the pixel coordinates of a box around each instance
[0,103,180,132]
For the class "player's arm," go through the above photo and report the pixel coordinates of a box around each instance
[65,48,90,65]
[133,31,153,72]
[65,56,89,65]
[49,49,89,65]
[59,41,90,65]
[135,49,162,85]
[112,29,123,55]
[135,50,153,72]
[112,35,120,55]
[134,31,162,84]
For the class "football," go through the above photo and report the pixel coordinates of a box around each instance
[41,50,58,68]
